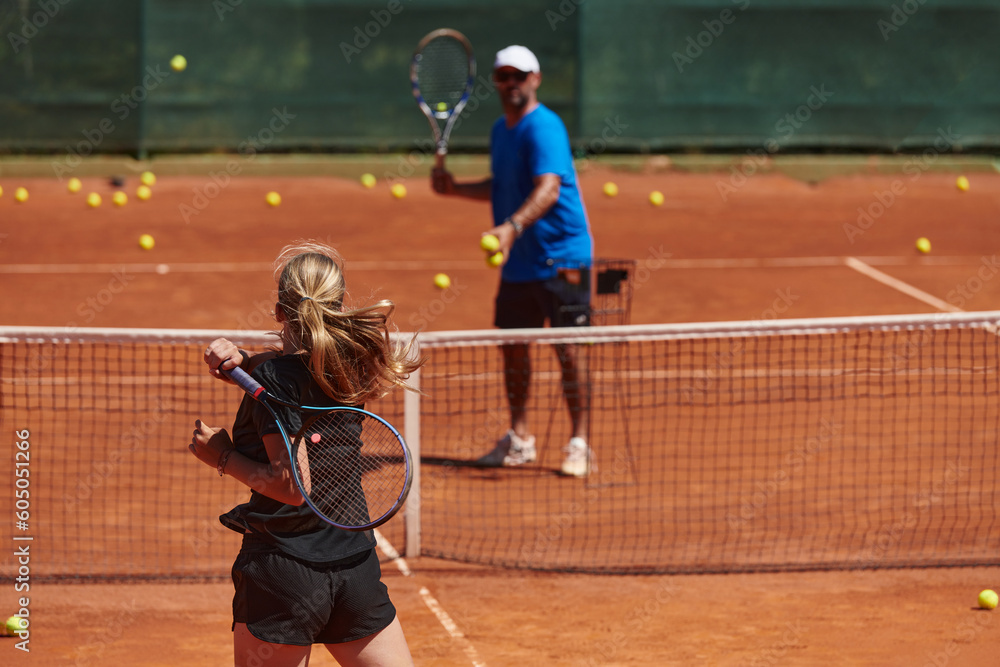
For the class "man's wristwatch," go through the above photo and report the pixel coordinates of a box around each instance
[505,217,524,237]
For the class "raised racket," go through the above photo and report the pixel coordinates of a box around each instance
[410,28,476,168]
[222,366,412,531]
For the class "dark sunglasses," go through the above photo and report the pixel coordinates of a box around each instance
[494,70,530,83]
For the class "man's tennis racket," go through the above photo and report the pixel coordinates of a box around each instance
[223,366,412,531]
[411,28,476,168]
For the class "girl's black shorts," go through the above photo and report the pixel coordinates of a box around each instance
[232,534,396,646]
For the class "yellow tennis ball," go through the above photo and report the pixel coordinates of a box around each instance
[433,273,451,289]
[140,171,156,187]
[112,191,128,207]
[480,234,500,253]
[978,589,998,610]
[915,237,931,254]
[5,616,25,636]
[14,187,28,203]
[86,192,102,208]
[486,251,504,268]
[136,185,152,201]
[138,234,155,250]
[360,173,376,189]
[67,177,82,193]
[956,175,970,192]
[603,182,619,197]
[390,183,407,199]
[649,190,664,206]
[435,101,448,112]
[266,191,281,206]
[0,185,3,197]
[170,54,187,72]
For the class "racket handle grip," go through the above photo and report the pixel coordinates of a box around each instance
[221,365,266,399]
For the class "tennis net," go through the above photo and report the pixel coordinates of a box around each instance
[2,311,999,581]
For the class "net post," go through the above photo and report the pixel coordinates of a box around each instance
[403,367,421,558]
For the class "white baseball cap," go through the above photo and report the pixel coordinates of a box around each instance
[493,45,540,73]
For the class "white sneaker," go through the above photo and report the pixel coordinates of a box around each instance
[560,437,594,477]
[477,430,537,467]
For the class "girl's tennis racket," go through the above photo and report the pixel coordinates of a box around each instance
[410,28,476,168]
[223,366,412,531]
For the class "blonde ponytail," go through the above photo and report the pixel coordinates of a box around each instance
[274,241,423,404]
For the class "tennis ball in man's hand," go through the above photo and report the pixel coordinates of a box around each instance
[390,183,407,199]
[170,55,187,72]
[140,171,156,187]
[136,185,152,201]
[67,177,82,193]
[139,234,155,250]
[266,191,281,206]
[603,182,619,197]
[979,589,998,609]
[86,192,102,208]
[14,187,28,203]
[360,173,376,189]
[5,616,25,636]
[486,251,504,268]
[649,190,664,206]
[480,234,500,253]
[433,273,451,289]
[956,175,970,192]
[915,237,931,254]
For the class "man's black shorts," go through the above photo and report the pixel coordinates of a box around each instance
[232,534,396,645]
[494,268,591,329]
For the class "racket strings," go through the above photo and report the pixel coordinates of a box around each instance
[297,413,408,528]
[415,37,471,109]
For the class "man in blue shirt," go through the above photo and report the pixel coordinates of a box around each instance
[431,45,595,477]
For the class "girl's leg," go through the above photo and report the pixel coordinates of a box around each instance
[234,622,312,667]
[324,616,413,667]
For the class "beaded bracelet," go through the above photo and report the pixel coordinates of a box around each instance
[217,448,235,477]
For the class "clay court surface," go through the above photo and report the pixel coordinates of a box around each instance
[2,159,1000,665]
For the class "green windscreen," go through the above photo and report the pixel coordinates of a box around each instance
[579,0,1000,151]
[140,0,578,152]
[0,0,142,152]
[0,0,997,155]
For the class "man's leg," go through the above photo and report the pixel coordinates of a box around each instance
[555,342,588,441]
[502,342,531,438]
[477,341,536,466]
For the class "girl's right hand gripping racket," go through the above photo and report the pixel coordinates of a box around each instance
[223,366,412,532]
[411,28,476,169]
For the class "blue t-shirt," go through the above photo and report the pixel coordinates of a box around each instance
[490,104,592,282]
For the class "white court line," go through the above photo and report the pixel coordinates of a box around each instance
[0,260,487,274]
[417,589,486,667]
[0,256,986,274]
[0,262,273,274]
[844,257,962,313]
[373,529,486,667]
